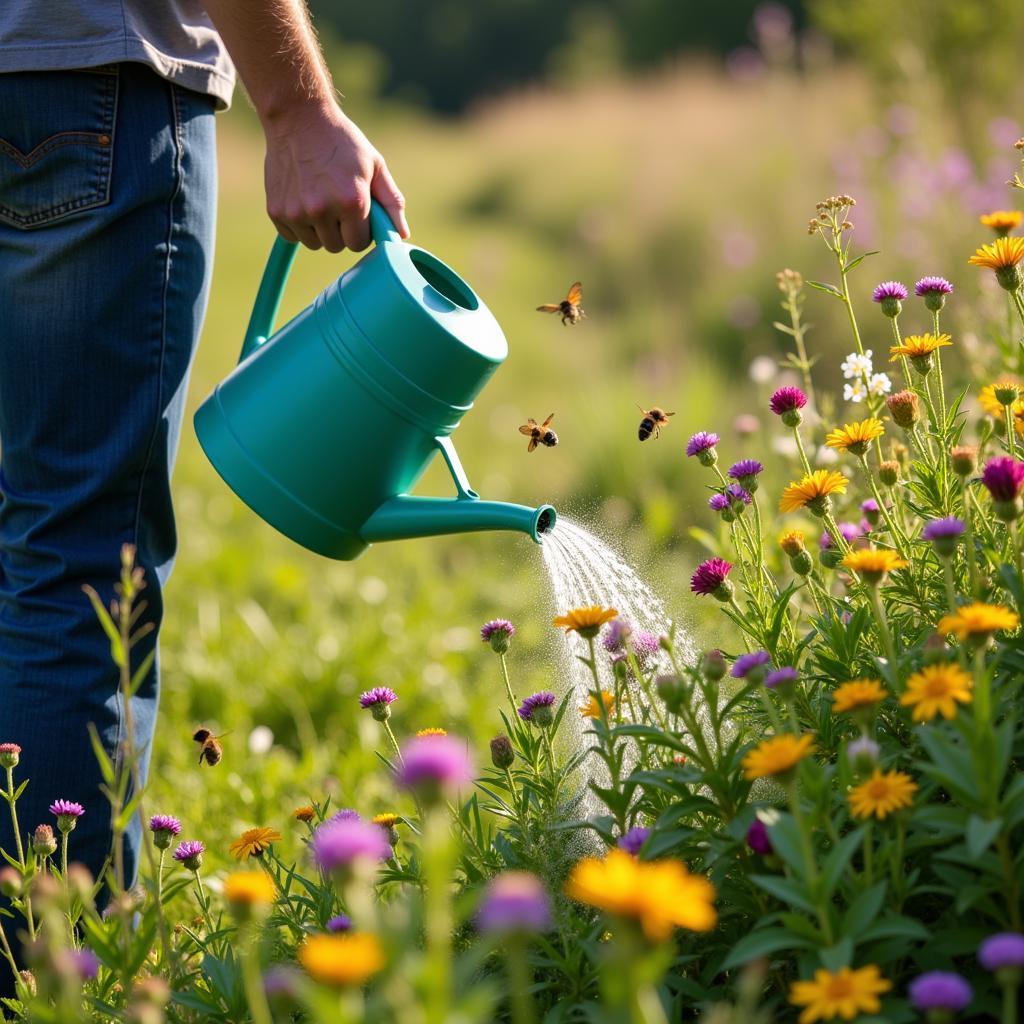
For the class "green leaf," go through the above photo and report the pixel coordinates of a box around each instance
[966,815,1003,858]
[87,724,116,786]
[819,935,854,971]
[842,881,887,938]
[843,250,880,273]
[807,280,843,298]
[820,828,864,900]
[750,874,817,914]
[82,585,124,667]
[722,928,812,970]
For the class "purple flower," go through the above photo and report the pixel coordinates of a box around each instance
[68,949,99,982]
[310,818,391,872]
[746,819,772,855]
[915,276,954,297]
[732,651,771,679]
[923,516,966,542]
[476,872,552,935]
[328,809,361,824]
[617,827,651,855]
[602,618,633,652]
[359,687,397,710]
[686,431,720,457]
[861,498,879,514]
[872,280,908,302]
[149,814,181,836]
[172,840,205,870]
[630,631,660,667]
[979,932,1024,971]
[769,386,807,416]
[764,667,797,689]
[481,619,515,654]
[49,800,84,833]
[982,456,1024,503]
[908,971,972,1013]
[690,558,733,597]
[726,483,752,505]
[326,914,352,933]
[820,522,861,550]
[396,735,475,796]
[708,493,730,512]
[517,691,557,724]
[728,459,764,481]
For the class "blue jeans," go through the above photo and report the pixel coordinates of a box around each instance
[0,62,216,982]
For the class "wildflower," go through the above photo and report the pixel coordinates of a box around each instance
[980,210,1023,236]
[477,872,552,934]
[981,455,1024,520]
[518,691,557,726]
[979,932,1024,974]
[844,377,867,404]
[701,649,727,680]
[765,667,798,694]
[690,557,735,603]
[310,818,391,873]
[565,848,717,940]
[229,826,282,861]
[372,813,401,846]
[979,378,1024,418]
[922,516,965,557]
[725,483,752,511]
[872,281,907,317]
[292,806,316,824]
[847,736,880,775]
[32,824,57,858]
[358,687,397,722]
[780,530,813,575]
[416,727,447,738]
[480,618,515,654]
[789,965,892,1023]
[329,809,361,824]
[602,618,632,652]
[224,870,277,908]
[858,499,879,529]
[686,431,720,466]
[616,826,651,856]
[0,868,20,898]
[489,734,515,769]
[149,815,182,855]
[0,743,20,768]
[553,605,618,638]
[396,734,474,800]
[969,236,1024,291]
[867,373,892,397]
[841,547,908,584]
[770,386,808,426]
[908,972,972,1016]
[66,949,99,982]
[173,840,205,872]
[326,914,352,933]
[656,674,685,712]
[741,733,815,781]
[746,819,772,855]
[49,800,84,834]
[938,602,1020,642]
[825,418,885,456]
[885,390,920,430]
[949,445,977,476]
[629,630,660,667]
[298,933,385,987]
[732,650,771,682]
[728,459,764,492]
[900,664,973,722]
[915,276,954,312]
[841,350,873,380]
[849,768,917,820]
[879,460,900,486]
[889,332,953,375]
[579,690,616,719]
[780,469,849,516]
[832,679,889,715]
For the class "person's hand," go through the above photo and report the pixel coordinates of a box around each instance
[262,100,409,252]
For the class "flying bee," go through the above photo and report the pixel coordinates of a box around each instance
[536,281,584,325]
[519,413,558,452]
[192,727,230,767]
[637,406,675,441]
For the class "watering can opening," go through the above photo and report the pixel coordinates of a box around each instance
[408,250,479,311]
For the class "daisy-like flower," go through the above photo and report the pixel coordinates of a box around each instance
[889,332,953,375]
[229,826,283,860]
[843,378,867,404]
[579,690,616,719]
[780,530,806,556]
[689,558,733,601]
[517,691,557,726]
[831,679,889,714]
[872,282,906,317]
[789,965,892,1023]
[841,350,873,380]
[779,469,849,516]
[565,848,716,940]
[901,664,972,722]
[867,372,892,397]
[292,806,316,823]
[552,605,618,638]
[969,236,1024,291]
[979,377,1024,419]
[825,418,885,456]
[686,431,720,466]
[849,768,917,820]
[841,547,908,584]
[173,840,205,872]
[224,870,277,908]
[937,602,1020,641]
[480,619,515,654]
[416,727,447,738]
[299,933,385,987]
[980,210,1023,235]
[741,733,815,781]
[49,800,84,834]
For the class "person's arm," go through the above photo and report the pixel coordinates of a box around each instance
[202,0,409,252]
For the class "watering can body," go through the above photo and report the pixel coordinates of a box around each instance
[194,202,554,560]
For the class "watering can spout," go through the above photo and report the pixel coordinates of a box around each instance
[361,496,556,546]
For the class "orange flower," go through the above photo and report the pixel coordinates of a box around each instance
[552,606,618,639]
[229,827,283,860]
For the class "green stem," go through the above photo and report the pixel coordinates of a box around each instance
[891,819,906,911]
[868,585,898,667]
[793,426,813,476]
[194,871,215,934]
[1007,404,1018,460]
[787,780,833,944]
[499,653,517,717]
[1002,981,1020,1024]
[862,826,873,889]
[961,479,981,598]
[382,720,404,764]
[423,806,454,1024]
[240,928,273,1024]
[507,937,536,1024]
[4,766,25,868]
[941,557,959,616]
[156,848,166,907]
[996,833,1023,931]
[0,918,19,987]
[974,644,992,736]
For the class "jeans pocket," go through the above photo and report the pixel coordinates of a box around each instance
[0,66,119,230]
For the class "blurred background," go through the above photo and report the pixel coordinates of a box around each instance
[152,0,1024,833]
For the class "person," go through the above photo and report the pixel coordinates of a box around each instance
[0,0,406,994]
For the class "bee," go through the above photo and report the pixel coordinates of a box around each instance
[536,281,584,325]
[192,727,229,767]
[519,413,558,452]
[637,406,675,441]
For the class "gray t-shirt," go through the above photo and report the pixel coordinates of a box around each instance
[0,1,235,109]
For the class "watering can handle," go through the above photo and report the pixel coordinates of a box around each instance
[238,200,402,362]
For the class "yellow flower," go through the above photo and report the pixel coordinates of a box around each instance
[840,548,908,583]
[742,733,815,781]
[848,769,917,820]
[223,870,276,907]
[831,679,889,714]
[825,418,885,455]
[779,530,806,555]
[937,602,1020,640]
[564,848,716,941]
[979,379,1024,435]
[579,691,616,719]
[900,664,973,722]
[229,827,283,860]
[789,965,892,1023]
[779,470,849,514]
[292,806,316,823]
[980,210,1023,233]
[553,605,618,638]
[299,933,385,987]
[372,813,400,828]
[888,333,953,361]
[416,728,447,738]
[969,236,1024,270]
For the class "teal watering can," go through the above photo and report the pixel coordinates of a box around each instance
[194,200,556,560]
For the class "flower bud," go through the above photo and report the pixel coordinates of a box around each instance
[922,632,951,665]
[886,389,920,429]
[950,445,977,476]
[0,867,21,898]
[17,971,37,999]
[879,460,900,486]
[697,447,718,468]
[820,548,843,569]
[996,265,1023,292]
[790,550,813,576]
[655,674,686,713]
[0,743,21,769]
[746,819,773,855]
[712,578,735,603]
[806,495,832,518]
[910,353,935,376]
[994,497,1023,522]
[781,408,803,428]
[879,296,902,318]
[489,735,515,770]
[32,825,57,858]
[779,531,805,557]
[847,736,880,776]
[701,650,727,681]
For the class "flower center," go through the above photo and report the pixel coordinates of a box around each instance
[825,977,854,1000]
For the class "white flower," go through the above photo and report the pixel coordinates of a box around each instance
[868,372,892,397]
[841,350,873,380]
[844,378,867,403]
[749,355,777,383]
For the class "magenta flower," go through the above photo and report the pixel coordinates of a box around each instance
[872,280,908,302]
[908,972,972,1013]
[981,455,1024,507]
[476,872,552,935]
[480,619,515,654]
[602,618,633,653]
[68,948,100,981]
[820,522,861,550]
[326,914,352,933]
[0,743,21,768]
[328,808,361,824]
[708,493,730,512]
[630,631,660,667]
[915,276,953,297]
[359,687,397,710]
[979,932,1024,971]
[49,800,84,819]
[686,431,719,457]
[617,827,651,855]
[732,650,771,679]
[769,386,807,416]
[172,840,205,871]
[517,691,557,725]
[149,814,181,836]
[690,558,733,597]
[746,819,773,855]
[396,735,475,797]
[310,818,391,872]
[726,483,752,506]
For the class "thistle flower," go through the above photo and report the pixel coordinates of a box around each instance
[617,827,651,856]
[922,516,965,557]
[889,333,952,375]
[746,819,773,855]
[879,460,900,485]
[725,483,752,509]
[708,493,731,518]
[886,390,920,429]
[847,736,880,774]
[229,826,283,860]
[908,972,973,1018]
[309,818,391,873]
[701,649,727,681]
[655,673,686,712]
[326,914,352,933]
[476,872,552,934]
[489,734,515,769]
[937,602,1020,642]
[732,650,771,681]
[298,933,385,987]
[358,687,397,722]
[552,605,618,638]
[980,210,1022,236]
[969,236,1024,291]
[728,458,764,492]
[981,455,1024,519]
[149,814,182,847]
[872,281,907,317]
[49,800,84,834]
[770,386,807,426]
[32,824,57,857]
[0,743,20,768]
[602,618,632,652]
[329,809,361,824]
[949,445,977,477]
[779,469,849,516]
[480,619,515,654]
[690,558,734,601]
[825,418,885,456]
[629,630,660,667]
[686,431,720,466]
[396,735,475,800]
[764,667,798,693]
[979,932,1024,972]
[841,547,908,584]
[789,966,892,1023]
[860,498,880,527]
[915,276,954,311]
[900,664,972,721]
[517,691,557,726]
[173,840,205,872]
[742,733,815,781]
[849,769,917,820]
[66,948,100,982]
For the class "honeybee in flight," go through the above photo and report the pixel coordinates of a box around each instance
[519,413,558,452]
[637,406,675,441]
[193,727,229,767]
[537,282,584,325]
